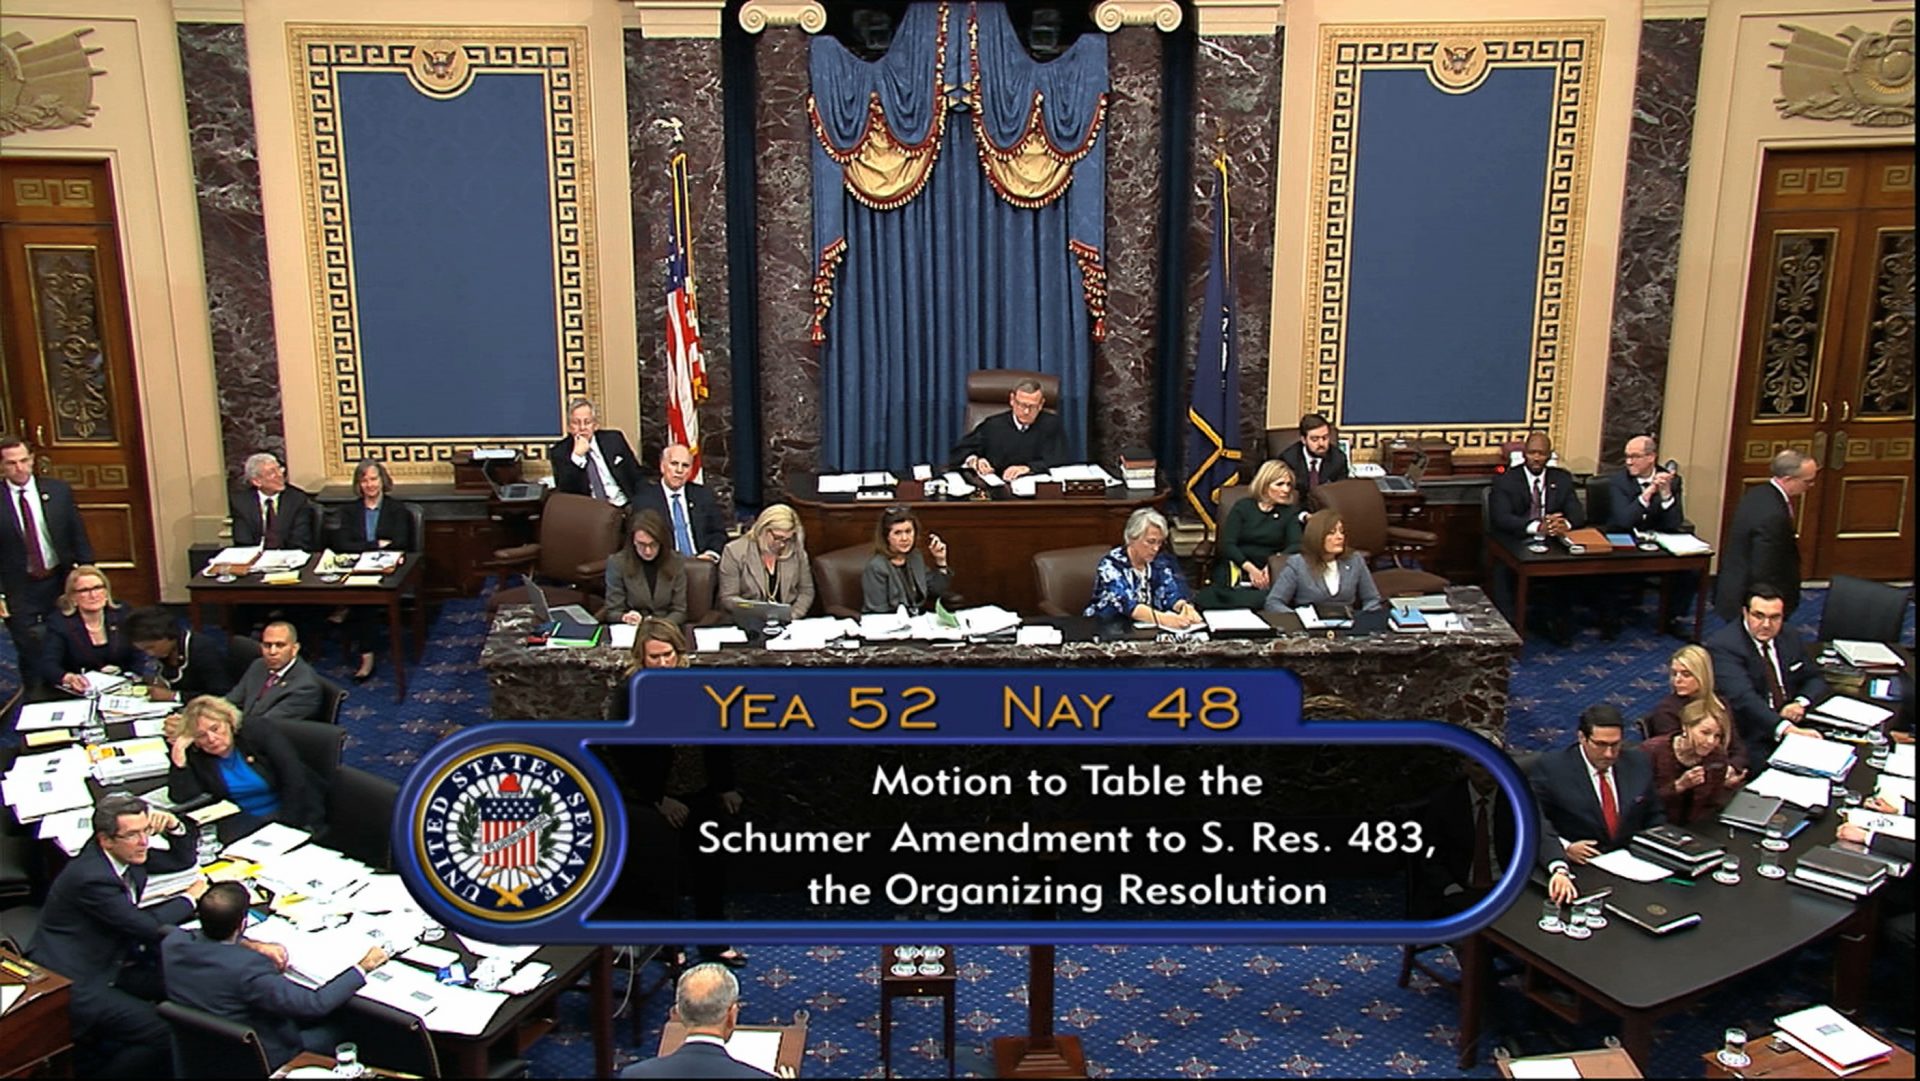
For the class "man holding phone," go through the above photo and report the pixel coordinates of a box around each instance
[1604,435,1694,638]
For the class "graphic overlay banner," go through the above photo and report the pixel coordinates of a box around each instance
[395,670,1539,944]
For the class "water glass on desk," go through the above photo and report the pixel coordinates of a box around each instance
[1757,841,1786,880]
[1717,1027,1751,1069]
[1581,899,1607,930]
[1713,853,1741,885]
[1562,904,1592,940]
[334,1042,363,1078]
[1537,898,1564,933]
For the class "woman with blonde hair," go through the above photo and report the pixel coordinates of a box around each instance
[165,695,325,830]
[1643,643,1750,779]
[1195,460,1304,610]
[40,565,136,696]
[717,503,814,618]
[1644,710,1741,824]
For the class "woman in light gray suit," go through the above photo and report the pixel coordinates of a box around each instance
[1264,508,1384,614]
[717,503,815,618]
[603,508,688,626]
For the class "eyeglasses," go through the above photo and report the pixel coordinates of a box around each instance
[1745,610,1785,624]
[1583,736,1623,751]
[109,826,149,841]
[74,585,107,595]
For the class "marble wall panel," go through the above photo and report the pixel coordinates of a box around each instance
[1600,19,1705,468]
[178,24,284,483]
[1187,32,1283,474]
[1094,28,1165,464]
[752,29,821,496]
[626,31,736,511]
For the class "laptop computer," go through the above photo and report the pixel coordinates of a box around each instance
[728,599,793,634]
[480,454,543,502]
[525,578,598,638]
[1375,452,1425,493]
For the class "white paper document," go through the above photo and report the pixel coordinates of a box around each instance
[1505,1058,1582,1080]
[1587,847,1673,883]
[496,961,552,995]
[15,702,93,733]
[1050,463,1118,485]
[1748,768,1837,809]
[1774,1004,1891,1069]
[1833,640,1905,668]
[1877,775,1915,807]
[1768,733,1857,778]
[1203,609,1271,634]
[401,943,461,970]
[693,626,748,653]
[224,822,313,861]
[1650,531,1712,555]
[1885,743,1914,779]
[247,917,381,987]
[1015,625,1063,647]
[939,472,977,497]
[606,623,637,650]
[456,935,541,965]
[1810,695,1895,728]
[722,1029,785,1075]
[203,545,262,572]
[815,473,861,494]
[857,611,914,641]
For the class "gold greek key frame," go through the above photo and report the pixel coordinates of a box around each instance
[1300,22,1604,452]
[286,25,602,469]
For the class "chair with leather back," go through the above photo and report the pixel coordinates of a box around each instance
[1308,478,1447,596]
[1032,544,1112,618]
[1821,575,1912,644]
[225,635,264,686]
[278,719,346,781]
[813,544,873,619]
[325,766,399,870]
[1193,486,1250,583]
[486,492,624,614]
[964,369,1061,432]
[1584,474,1615,533]
[1264,428,1302,460]
[685,556,718,626]
[316,675,348,725]
[156,1000,274,1078]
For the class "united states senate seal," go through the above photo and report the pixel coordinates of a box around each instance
[414,743,605,923]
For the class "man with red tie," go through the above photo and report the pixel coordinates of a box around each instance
[1531,705,1665,880]
[1706,583,1829,761]
[0,436,94,697]
[224,621,324,727]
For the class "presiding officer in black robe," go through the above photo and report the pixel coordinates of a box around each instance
[949,378,1069,481]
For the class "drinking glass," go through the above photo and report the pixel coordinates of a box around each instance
[1757,843,1785,879]
[1762,825,1790,852]
[1562,905,1592,940]
[1537,898,1564,933]
[1717,1028,1751,1069]
[1712,853,1742,885]
[334,1042,363,1078]
[1581,899,1607,930]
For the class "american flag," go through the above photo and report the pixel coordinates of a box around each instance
[666,149,709,482]
[479,775,540,871]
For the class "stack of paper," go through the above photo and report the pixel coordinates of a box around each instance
[79,671,129,697]
[692,626,748,653]
[1,747,93,822]
[1886,743,1914,779]
[939,472,977,497]
[353,550,403,574]
[1748,767,1838,809]
[857,611,914,641]
[139,866,205,907]
[254,550,312,573]
[203,545,263,575]
[1650,531,1712,555]
[13,700,93,733]
[88,737,170,785]
[97,694,172,721]
[1774,1004,1892,1074]
[1050,463,1119,485]
[1203,609,1272,635]
[765,616,858,652]
[35,808,96,857]
[1768,733,1858,779]
[224,822,313,862]
[1015,625,1064,647]
[1808,695,1895,732]
[1833,640,1905,668]
[246,916,385,988]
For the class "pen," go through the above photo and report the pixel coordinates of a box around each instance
[1663,876,1695,887]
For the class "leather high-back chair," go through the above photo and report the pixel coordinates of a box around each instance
[1264,428,1302,460]
[325,766,399,870]
[1032,544,1111,617]
[685,557,718,626]
[1308,478,1447,596]
[157,1000,274,1078]
[812,544,873,618]
[964,369,1061,432]
[1821,575,1912,644]
[487,492,624,613]
[1585,474,1616,533]
[278,719,346,780]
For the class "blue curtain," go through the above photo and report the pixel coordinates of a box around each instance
[810,2,1106,471]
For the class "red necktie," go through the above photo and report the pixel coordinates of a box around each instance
[1469,796,1493,889]
[1598,769,1620,839]
[1761,642,1787,711]
[18,490,46,576]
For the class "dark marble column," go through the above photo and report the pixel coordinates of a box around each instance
[1600,19,1705,468]
[752,29,821,495]
[177,24,284,483]
[626,30,736,511]
[1187,32,1283,466]
[1093,29,1165,465]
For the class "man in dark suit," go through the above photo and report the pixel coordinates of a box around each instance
[229,451,318,550]
[163,882,389,1069]
[1603,435,1693,637]
[1706,584,1829,760]
[1716,448,1816,621]
[1487,432,1586,643]
[550,398,645,507]
[28,793,206,1077]
[632,443,728,560]
[1413,732,1575,916]
[622,963,776,1078]
[949,378,1069,481]
[1531,705,1665,869]
[0,436,94,696]
[1276,412,1350,509]
[225,620,325,727]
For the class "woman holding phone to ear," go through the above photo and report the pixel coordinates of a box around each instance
[862,505,952,612]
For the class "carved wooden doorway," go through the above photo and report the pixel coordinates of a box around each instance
[1725,146,1914,583]
[0,159,160,604]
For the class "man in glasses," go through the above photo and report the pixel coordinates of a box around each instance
[1706,583,1829,759]
[29,793,206,1077]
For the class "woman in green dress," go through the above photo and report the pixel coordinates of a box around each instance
[1196,459,1305,609]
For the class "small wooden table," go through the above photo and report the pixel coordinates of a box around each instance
[0,949,72,1078]
[881,945,956,1078]
[1497,1043,1641,1077]
[1485,533,1710,640]
[1701,1026,1915,1078]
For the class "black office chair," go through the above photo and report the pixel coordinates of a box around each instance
[225,634,264,686]
[156,1000,274,1078]
[0,906,39,956]
[1584,474,1614,532]
[341,997,530,1079]
[317,675,349,725]
[278,718,347,781]
[326,766,399,869]
[1821,575,1911,645]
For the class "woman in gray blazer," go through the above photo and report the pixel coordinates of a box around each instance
[717,503,815,618]
[602,508,689,626]
[1264,508,1383,613]
[862,505,952,613]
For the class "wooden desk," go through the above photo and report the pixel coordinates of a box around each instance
[1497,1044,1641,1077]
[433,944,613,1079]
[186,551,425,703]
[0,949,72,1078]
[659,1017,808,1075]
[1485,533,1710,640]
[1700,1026,1913,1078]
[786,475,1164,614]
[881,945,955,1078]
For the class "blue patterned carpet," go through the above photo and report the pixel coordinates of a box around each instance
[4,584,1911,1077]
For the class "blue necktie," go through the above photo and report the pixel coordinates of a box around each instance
[671,492,696,556]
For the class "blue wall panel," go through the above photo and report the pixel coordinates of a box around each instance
[337,71,560,439]
[1341,67,1553,426]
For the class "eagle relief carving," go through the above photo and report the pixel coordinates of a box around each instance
[1772,17,1915,127]
[0,29,105,135]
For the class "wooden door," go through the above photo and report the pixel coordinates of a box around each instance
[0,160,160,604]
[1725,147,1915,583]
